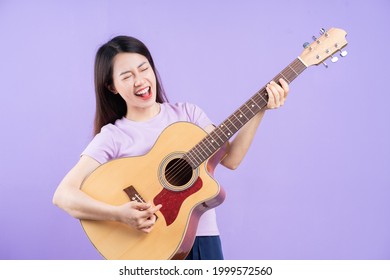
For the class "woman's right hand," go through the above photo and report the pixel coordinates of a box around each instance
[115,201,162,233]
[53,155,162,233]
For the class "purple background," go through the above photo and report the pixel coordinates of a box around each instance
[1,0,389,260]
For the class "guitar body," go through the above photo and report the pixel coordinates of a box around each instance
[80,122,227,260]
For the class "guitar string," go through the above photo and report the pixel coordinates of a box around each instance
[167,89,266,168]
[155,54,312,223]
[160,59,304,188]
[160,62,298,182]
[161,71,301,188]
[161,92,269,187]
[153,75,292,204]
[151,96,268,206]
[158,59,305,192]
[162,59,304,181]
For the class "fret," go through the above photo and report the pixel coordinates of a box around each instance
[188,152,201,167]
[182,154,194,168]
[221,123,235,138]
[283,69,296,82]
[256,91,268,105]
[191,147,204,163]
[185,152,197,168]
[244,103,255,115]
[233,110,245,125]
[196,144,208,161]
[210,129,225,146]
[199,140,213,159]
[207,135,219,149]
[279,72,290,83]
[187,151,197,163]
[201,138,214,155]
[251,98,262,110]
[215,123,227,139]
[220,125,232,141]
[185,58,307,168]
[237,108,250,122]
[227,118,238,131]
[289,65,298,75]
[206,135,220,150]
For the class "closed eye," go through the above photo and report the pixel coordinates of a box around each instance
[138,61,149,72]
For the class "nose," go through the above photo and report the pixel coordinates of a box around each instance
[134,76,145,87]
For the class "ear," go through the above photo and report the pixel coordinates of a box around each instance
[107,84,118,94]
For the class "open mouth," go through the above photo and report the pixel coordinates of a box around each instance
[134,86,152,100]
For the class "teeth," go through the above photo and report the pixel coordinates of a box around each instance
[135,87,149,96]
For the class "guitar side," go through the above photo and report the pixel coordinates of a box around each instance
[80,122,227,260]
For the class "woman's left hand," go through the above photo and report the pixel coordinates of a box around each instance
[265,78,289,109]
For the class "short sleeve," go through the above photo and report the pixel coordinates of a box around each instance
[81,126,117,164]
[182,103,213,129]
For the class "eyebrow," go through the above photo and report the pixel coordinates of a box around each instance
[119,61,148,76]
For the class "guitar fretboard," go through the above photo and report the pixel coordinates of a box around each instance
[184,57,307,168]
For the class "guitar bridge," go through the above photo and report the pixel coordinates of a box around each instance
[123,185,146,203]
[123,185,158,220]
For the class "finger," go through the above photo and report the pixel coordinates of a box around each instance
[268,83,280,107]
[150,213,158,222]
[141,228,152,233]
[129,201,151,211]
[141,218,156,229]
[137,221,153,233]
[144,203,162,214]
[139,204,162,219]
[140,225,154,233]
[132,213,155,229]
[271,81,285,105]
[278,78,290,98]
[140,216,158,233]
[135,200,162,211]
[266,85,275,109]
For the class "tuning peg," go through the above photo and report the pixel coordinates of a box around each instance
[330,55,339,63]
[303,42,314,51]
[319,28,329,37]
[339,49,348,57]
[325,49,338,63]
[322,61,328,68]
[312,35,321,45]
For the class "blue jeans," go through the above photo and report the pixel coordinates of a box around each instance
[185,236,224,260]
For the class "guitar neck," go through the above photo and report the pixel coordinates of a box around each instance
[185,57,307,168]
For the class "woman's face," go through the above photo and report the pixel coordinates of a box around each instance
[111,52,158,119]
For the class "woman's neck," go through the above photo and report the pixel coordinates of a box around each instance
[125,102,161,122]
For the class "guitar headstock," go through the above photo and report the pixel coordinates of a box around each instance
[299,28,348,68]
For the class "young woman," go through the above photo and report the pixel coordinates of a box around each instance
[53,35,289,260]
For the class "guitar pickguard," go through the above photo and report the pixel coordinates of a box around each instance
[154,177,203,226]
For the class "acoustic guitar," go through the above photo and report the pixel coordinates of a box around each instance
[80,27,348,259]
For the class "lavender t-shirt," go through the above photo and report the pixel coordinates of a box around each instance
[82,102,220,236]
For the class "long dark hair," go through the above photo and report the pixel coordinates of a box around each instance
[93,36,168,135]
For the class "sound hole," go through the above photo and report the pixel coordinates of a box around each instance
[165,158,193,187]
